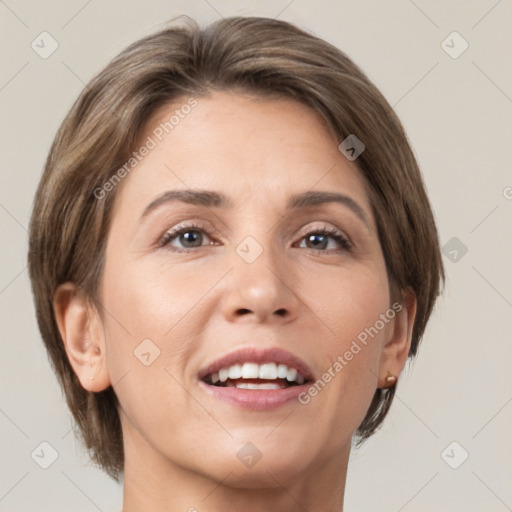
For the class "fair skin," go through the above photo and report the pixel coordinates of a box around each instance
[54,90,416,512]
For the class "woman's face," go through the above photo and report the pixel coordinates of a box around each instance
[95,90,405,487]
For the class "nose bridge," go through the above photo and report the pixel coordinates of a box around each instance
[221,231,298,323]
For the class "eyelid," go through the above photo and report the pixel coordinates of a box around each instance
[295,222,352,242]
[296,221,341,234]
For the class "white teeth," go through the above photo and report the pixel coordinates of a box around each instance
[207,362,307,385]
[248,382,283,390]
[259,363,277,379]
[241,362,259,379]
[286,367,297,382]
[228,364,242,379]
[233,382,285,390]
[276,364,288,379]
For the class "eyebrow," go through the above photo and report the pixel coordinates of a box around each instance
[140,189,369,228]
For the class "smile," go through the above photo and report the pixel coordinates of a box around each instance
[203,362,307,388]
[197,347,315,410]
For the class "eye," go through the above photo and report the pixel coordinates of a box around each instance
[158,222,217,251]
[295,227,352,253]
[158,223,352,253]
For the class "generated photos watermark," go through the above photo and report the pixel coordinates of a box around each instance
[93,97,198,200]
[298,302,403,405]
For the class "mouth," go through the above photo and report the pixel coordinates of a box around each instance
[202,361,309,389]
[197,347,314,409]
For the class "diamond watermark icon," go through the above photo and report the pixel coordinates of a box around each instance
[338,134,365,161]
[134,338,161,366]
[237,442,262,468]
[442,237,468,263]
[31,31,59,59]
[441,31,469,59]
[31,441,59,469]
[236,236,263,264]
[441,441,469,469]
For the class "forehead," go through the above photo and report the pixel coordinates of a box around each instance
[112,90,372,220]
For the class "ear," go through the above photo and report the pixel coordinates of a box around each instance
[377,288,417,388]
[53,282,111,392]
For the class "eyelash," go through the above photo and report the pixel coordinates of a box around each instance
[296,226,352,252]
[158,223,352,253]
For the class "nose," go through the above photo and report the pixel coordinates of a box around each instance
[221,243,300,324]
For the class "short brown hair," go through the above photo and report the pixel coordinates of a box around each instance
[27,15,445,481]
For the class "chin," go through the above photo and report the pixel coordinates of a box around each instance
[194,444,314,489]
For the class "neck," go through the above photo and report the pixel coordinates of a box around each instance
[121,426,350,512]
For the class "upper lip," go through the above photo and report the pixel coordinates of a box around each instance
[197,346,315,382]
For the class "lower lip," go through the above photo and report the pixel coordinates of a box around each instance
[198,380,312,410]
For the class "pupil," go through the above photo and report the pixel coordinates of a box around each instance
[307,234,326,250]
[181,230,201,247]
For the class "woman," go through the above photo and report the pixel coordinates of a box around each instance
[27,15,444,511]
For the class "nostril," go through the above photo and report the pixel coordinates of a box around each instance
[235,308,288,317]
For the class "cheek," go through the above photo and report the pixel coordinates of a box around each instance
[304,259,390,344]
[301,263,390,416]
[98,259,207,436]
[101,255,220,341]
[98,254,231,397]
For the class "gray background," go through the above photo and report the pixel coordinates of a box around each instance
[1,1,511,511]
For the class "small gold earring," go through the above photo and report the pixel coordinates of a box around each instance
[384,374,397,387]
